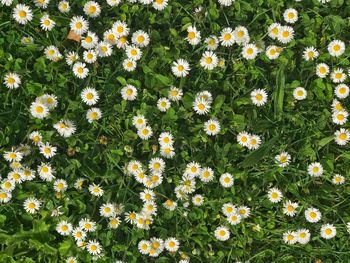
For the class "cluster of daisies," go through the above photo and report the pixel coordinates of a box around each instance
[267,186,348,243]
[138,237,180,257]
[192,91,221,136]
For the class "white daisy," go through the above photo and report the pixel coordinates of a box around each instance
[186,25,201,45]
[12,4,33,25]
[214,226,230,241]
[334,128,350,146]
[73,62,89,79]
[86,108,102,123]
[293,87,307,100]
[283,8,298,23]
[267,187,283,203]
[70,16,89,35]
[81,87,99,105]
[251,89,268,106]
[305,207,322,223]
[3,72,21,89]
[219,173,234,188]
[204,119,221,136]
[171,59,190,77]
[200,51,218,70]
[30,101,49,119]
[320,224,336,239]
[328,40,345,57]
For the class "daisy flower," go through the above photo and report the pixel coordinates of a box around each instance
[200,51,218,70]
[100,203,116,218]
[220,27,235,47]
[237,206,251,219]
[125,46,142,61]
[214,226,230,241]
[81,31,99,49]
[219,173,234,188]
[113,21,129,37]
[121,84,137,101]
[83,49,98,64]
[332,110,348,125]
[132,30,150,47]
[137,126,153,140]
[332,174,345,185]
[268,23,281,39]
[96,41,113,57]
[164,237,179,252]
[233,26,250,45]
[30,102,49,119]
[242,43,258,60]
[86,240,102,255]
[266,45,282,60]
[86,108,102,123]
[56,220,73,236]
[157,98,171,112]
[3,72,21,89]
[70,16,89,35]
[158,132,173,146]
[132,115,147,129]
[205,35,219,50]
[247,134,261,150]
[218,0,234,6]
[330,68,346,83]
[40,15,55,31]
[58,1,70,13]
[33,0,49,8]
[293,87,307,100]
[39,142,57,159]
[296,229,311,244]
[237,131,250,147]
[227,212,242,225]
[0,191,12,203]
[38,162,55,181]
[1,0,13,6]
[204,119,221,136]
[334,84,349,99]
[308,162,323,177]
[89,184,104,197]
[12,4,33,25]
[186,25,201,45]
[328,40,345,57]
[267,187,283,203]
[251,89,268,106]
[275,152,291,167]
[192,194,204,206]
[171,59,190,77]
[283,8,298,23]
[53,179,68,192]
[193,98,211,115]
[107,0,122,6]
[83,1,101,18]
[153,0,168,10]
[277,26,294,44]
[303,47,319,61]
[283,200,298,217]
[316,63,330,78]
[320,224,336,239]
[122,58,137,71]
[73,62,89,79]
[81,87,99,105]
[283,231,298,244]
[334,128,350,146]
[168,86,183,101]
[65,51,79,66]
[305,207,322,223]
[199,167,214,183]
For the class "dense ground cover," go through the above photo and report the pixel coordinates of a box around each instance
[1,0,350,262]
